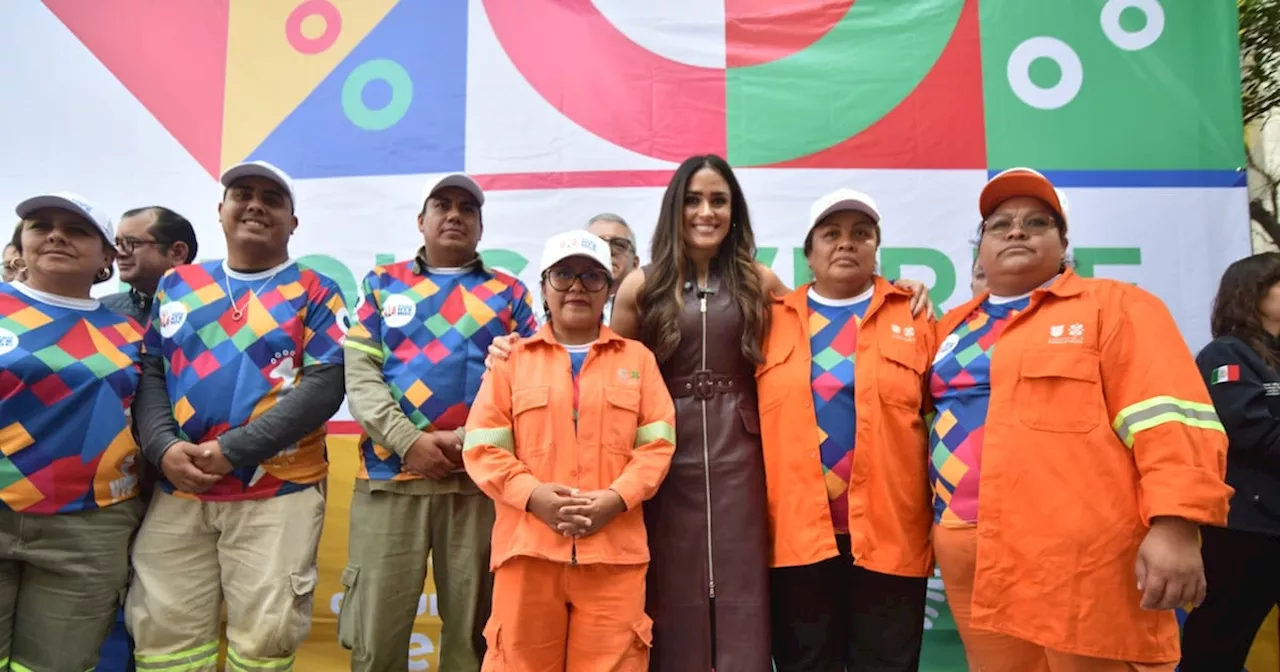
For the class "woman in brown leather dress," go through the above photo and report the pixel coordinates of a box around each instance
[485,156,934,669]
[608,154,786,671]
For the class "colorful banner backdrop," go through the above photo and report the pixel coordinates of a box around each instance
[1,0,1272,669]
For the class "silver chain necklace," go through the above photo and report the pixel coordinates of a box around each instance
[224,266,284,321]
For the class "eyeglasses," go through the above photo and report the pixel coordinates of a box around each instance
[115,237,169,254]
[545,268,610,292]
[601,237,634,255]
[981,215,1057,238]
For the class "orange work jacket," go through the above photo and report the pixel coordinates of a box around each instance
[934,269,1231,663]
[463,323,676,570]
[756,277,935,577]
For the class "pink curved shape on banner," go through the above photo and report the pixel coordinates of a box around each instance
[725,0,856,67]
[481,0,726,160]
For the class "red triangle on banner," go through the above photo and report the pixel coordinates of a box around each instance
[42,0,229,177]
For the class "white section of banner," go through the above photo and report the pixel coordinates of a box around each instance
[591,0,728,68]
[464,0,677,176]
[0,0,220,237]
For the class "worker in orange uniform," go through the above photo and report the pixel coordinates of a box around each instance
[929,167,1232,671]
[462,230,677,670]
[756,189,934,672]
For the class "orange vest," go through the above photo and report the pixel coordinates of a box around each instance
[757,277,934,577]
[934,269,1231,663]
[463,324,676,570]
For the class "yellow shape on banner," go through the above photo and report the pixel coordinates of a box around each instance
[295,434,442,670]
[1245,606,1278,672]
[221,0,399,171]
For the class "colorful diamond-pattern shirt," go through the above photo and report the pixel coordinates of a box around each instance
[344,260,538,480]
[928,295,1031,526]
[566,343,591,427]
[807,285,872,533]
[0,283,143,513]
[144,260,349,501]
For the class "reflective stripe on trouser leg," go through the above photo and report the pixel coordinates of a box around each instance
[134,641,219,672]
[226,648,295,672]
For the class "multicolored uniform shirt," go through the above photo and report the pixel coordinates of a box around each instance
[566,342,591,427]
[929,294,1032,526]
[145,260,348,501]
[344,260,538,480]
[0,282,143,513]
[807,286,872,533]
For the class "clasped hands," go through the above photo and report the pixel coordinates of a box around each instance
[528,484,626,538]
[402,430,464,480]
[160,440,234,494]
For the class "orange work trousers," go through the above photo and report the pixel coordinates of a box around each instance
[481,556,653,671]
[933,525,1175,672]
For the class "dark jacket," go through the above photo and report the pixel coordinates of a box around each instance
[102,286,156,500]
[101,289,152,326]
[1197,335,1280,537]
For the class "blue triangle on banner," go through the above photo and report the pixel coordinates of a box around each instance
[248,0,468,179]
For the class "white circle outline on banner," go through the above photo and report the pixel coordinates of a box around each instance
[1007,37,1084,110]
[1101,0,1165,51]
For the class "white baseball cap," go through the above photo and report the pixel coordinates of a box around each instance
[220,160,296,206]
[421,173,485,207]
[540,230,613,278]
[809,188,882,229]
[15,192,115,247]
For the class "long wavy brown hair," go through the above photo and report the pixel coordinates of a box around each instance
[638,154,770,365]
[1211,251,1280,370]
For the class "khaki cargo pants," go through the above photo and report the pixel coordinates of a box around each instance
[338,488,495,672]
[126,486,325,672]
[0,498,144,672]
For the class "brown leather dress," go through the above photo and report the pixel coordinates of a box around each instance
[642,267,772,671]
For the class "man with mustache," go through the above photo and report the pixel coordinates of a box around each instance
[340,173,538,671]
[128,160,349,672]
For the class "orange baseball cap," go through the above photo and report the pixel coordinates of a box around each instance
[979,167,1069,229]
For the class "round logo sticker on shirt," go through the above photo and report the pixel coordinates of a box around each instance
[158,302,189,339]
[0,327,19,356]
[933,333,960,365]
[381,294,417,329]
[335,307,351,335]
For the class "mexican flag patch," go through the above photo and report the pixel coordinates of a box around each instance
[1210,364,1240,385]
